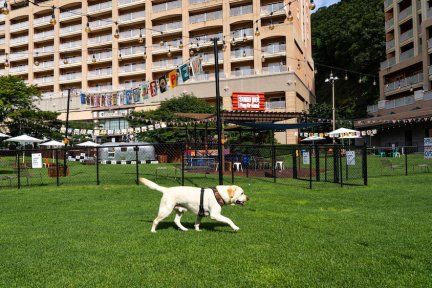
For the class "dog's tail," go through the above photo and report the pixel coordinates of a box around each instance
[139,177,168,193]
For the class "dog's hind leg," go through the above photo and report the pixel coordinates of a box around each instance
[151,199,175,233]
[174,207,188,231]
[194,215,203,231]
[211,214,240,231]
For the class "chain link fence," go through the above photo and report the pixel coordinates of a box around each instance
[0,143,429,189]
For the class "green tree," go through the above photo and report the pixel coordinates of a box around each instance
[127,93,215,143]
[0,75,40,123]
[312,0,385,119]
[7,109,62,140]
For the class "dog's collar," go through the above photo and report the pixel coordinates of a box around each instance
[211,187,225,207]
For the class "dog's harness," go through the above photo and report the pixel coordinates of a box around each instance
[198,187,225,217]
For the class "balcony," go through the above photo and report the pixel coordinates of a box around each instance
[384,73,423,94]
[152,21,182,34]
[90,18,113,30]
[88,67,112,78]
[399,29,413,44]
[60,24,82,35]
[10,36,29,46]
[366,104,378,114]
[230,4,253,17]
[261,2,284,16]
[231,47,253,59]
[189,0,211,4]
[384,0,393,9]
[385,18,394,30]
[88,1,112,13]
[429,65,432,75]
[120,45,145,57]
[119,63,146,74]
[0,37,4,45]
[33,76,54,85]
[10,21,29,31]
[60,72,82,82]
[153,0,181,13]
[33,15,52,27]
[398,6,412,22]
[34,30,55,41]
[119,0,146,7]
[9,65,28,74]
[87,85,113,93]
[399,48,414,62]
[9,52,28,60]
[380,57,396,69]
[119,10,145,23]
[152,39,182,52]
[88,34,112,45]
[89,51,112,62]
[231,68,254,78]
[60,56,82,66]
[34,60,54,70]
[232,28,253,40]
[60,41,82,50]
[386,39,395,51]
[262,43,286,54]
[119,28,141,40]
[428,8,432,19]
[192,72,225,82]
[190,10,223,24]
[60,9,82,20]
[34,45,55,54]
[199,52,224,65]
[0,24,4,31]
[384,95,415,109]
[193,32,223,46]
[262,65,288,75]
[152,58,183,70]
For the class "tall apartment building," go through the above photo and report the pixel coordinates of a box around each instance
[356,0,432,149]
[0,0,315,144]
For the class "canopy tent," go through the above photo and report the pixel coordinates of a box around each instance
[5,134,44,162]
[328,128,358,135]
[301,135,325,142]
[40,140,65,162]
[77,141,100,147]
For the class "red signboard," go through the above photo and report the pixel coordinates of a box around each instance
[232,92,265,111]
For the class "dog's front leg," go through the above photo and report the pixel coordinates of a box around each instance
[194,215,203,231]
[211,214,240,231]
[174,209,188,231]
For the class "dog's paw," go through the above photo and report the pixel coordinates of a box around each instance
[151,230,157,233]
[232,226,240,232]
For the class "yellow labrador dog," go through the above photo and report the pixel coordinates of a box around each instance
[139,178,249,233]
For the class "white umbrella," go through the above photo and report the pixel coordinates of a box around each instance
[5,134,44,163]
[301,135,325,142]
[40,140,65,162]
[328,128,358,136]
[0,132,10,138]
[77,141,100,147]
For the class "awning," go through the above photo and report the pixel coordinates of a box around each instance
[230,121,321,131]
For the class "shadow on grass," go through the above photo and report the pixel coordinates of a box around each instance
[143,220,236,233]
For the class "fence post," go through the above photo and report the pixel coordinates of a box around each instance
[17,151,21,189]
[339,146,343,187]
[96,147,100,185]
[292,146,297,179]
[135,145,139,185]
[333,144,339,183]
[272,144,276,183]
[362,142,368,185]
[245,146,249,178]
[309,145,312,189]
[181,143,185,186]
[56,149,59,187]
[315,144,320,181]
[324,148,328,182]
[405,148,408,176]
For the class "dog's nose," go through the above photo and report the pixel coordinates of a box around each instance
[246,196,250,201]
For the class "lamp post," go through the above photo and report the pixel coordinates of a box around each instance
[325,73,338,142]
[212,37,223,185]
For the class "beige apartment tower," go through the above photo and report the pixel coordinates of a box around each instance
[357,0,432,148]
[0,0,315,144]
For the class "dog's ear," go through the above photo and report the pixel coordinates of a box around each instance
[227,186,236,198]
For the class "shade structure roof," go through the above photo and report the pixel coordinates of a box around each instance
[40,140,65,147]
[175,111,304,124]
[230,121,321,131]
[4,134,43,144]
[77,141,100,147]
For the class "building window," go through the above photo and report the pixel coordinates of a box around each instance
[266,96,285,109]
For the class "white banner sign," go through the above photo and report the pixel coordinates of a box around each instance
[346,151,356,166]
[32,153,42,169]
[303,152,310,165]
[425,138,432,159]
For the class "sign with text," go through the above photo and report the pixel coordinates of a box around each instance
[424,138,432,159]
[32,153,42,169]
[232,92,265,111]
[346,151,356,166]
[302,152,310,165]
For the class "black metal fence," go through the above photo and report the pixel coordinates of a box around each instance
[0,143,429,189]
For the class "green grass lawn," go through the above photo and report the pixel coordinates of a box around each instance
[0,174,431,287]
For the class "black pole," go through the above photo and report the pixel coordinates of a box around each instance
[362,142,368,185]
[55,149,59,186]
[135,145,139,185]
[63,88,71,176]
[315,144,320,181]
[309,145,312,189]
[292,146,297,179]
[181,143,185,186]
[213,37,223,185]
[17,151,21,189]
[96,147,100,185]
[405,148,408,176]
[272,140,276,183]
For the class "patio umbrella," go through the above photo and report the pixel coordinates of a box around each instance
[339,134,362,145]
[301,135,325,142]
[328,127,359,141]
[5,134,44,162]
[40,140,65,162]
[77,141,100,147]
[0,132,10,138]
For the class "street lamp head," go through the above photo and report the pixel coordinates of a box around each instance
[333,76,339,81]
[325,78,330,83]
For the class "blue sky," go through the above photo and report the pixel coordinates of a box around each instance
[314,0,341,10]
